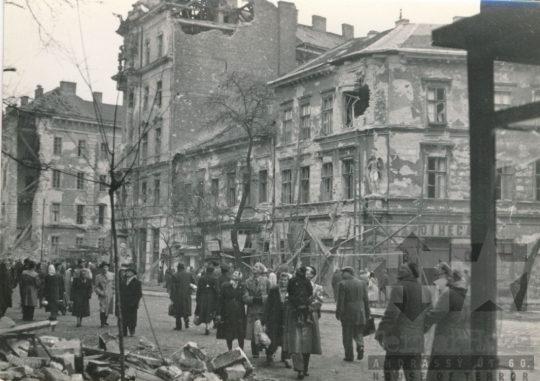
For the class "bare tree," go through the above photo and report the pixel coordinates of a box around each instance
[205,72,276,268]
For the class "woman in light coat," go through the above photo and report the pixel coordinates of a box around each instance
[21,261,40,321]
[95,262,114,328]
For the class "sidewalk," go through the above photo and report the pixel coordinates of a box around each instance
[142,289,385,317]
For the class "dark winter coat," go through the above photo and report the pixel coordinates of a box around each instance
[170,270,196,318]
[216,282,246,342]
[376,271,432,354]
[120,276,142,312]
[71,277,92,318]
[424,279,471,381]
[331,271,343,300]
[0,264,12,316]
[261,285,287,348]
[44,274,65,317]
[336,277,370,326]
[195,274,219,323]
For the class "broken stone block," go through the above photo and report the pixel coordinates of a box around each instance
[40,336,60,347]
[156,365,183,380]
[70,375,84,381]
[222,363,246,381]
[241,359,254,376]
[210,347,251,372]
[0,366,34,380]
[104,370,121,381]
[202,372,221,381]
[43,367,70,381]
[11,339,31,357]
[138,336,156,351]
[0,316,16,330]
[50,361,64,371]
[54,354,76,375]
[99,332,120,354]
[176,358,207,371]
[0,360,10,370]
[173,342,207,362]
[51,340,81,356]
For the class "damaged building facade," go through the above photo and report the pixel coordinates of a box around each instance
[1,82,122,261]
[113,0,356,273]
[173,18,540,297]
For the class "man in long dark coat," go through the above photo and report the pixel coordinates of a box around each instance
[195,266,219,335]
[0,259,13,318]
[331,268,343,301]
[120,267,142,337]
[336,266,370,362]
[262,272,291,367]
[375,263,432,381]
[170,263,196,330]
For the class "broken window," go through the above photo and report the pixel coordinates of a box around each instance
[259,170,267,204]
[282,109,293,143]
[53,137,62,155]
[344,85,370,127]
[52,203,60,222]
[427,157,447,199]
[155,177,161,206]
[98,205,106,226]
[76,172,85,190]
[145,39,151,65]
[141,181,147,204]
[282,169,292,205]
[76,205,85,224]
[494,91,511,111]
[143,86,149,111]
[99,175,107,191]
[100,143,108,160]
[321,96,333,134]
[52,170,61,189]
[51,236,60,255]
[300,166,310,204]
[300,103,311,140]
[141,133,148,166]
[227,172,236,206]
[342,159,354,199]
[156,80,162,107]
[321,163,333,201]
[157,33,163,58]
[427,87,447,124]
[155,127,162,162]
[78,140,86,157]
[496,164,513,201]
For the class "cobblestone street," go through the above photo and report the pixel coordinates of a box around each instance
[5,290,539,381]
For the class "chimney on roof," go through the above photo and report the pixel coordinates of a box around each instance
[453,16,464,23]
[367,30,379,39]
[395,8,409,27]
[93,92,103,104]
[60,81,77,95]
[342,24,354,41]
[35,85,43,99]
[20,96,29,106]
[312,15,326,32]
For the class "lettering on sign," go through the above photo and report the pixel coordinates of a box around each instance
[387,224,471,238]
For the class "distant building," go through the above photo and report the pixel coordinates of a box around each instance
[1,81,123,262]
[113,0,354,274]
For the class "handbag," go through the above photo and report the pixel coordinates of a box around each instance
[168,303,175,317]
[194,315,201,326]
[363,317,376,337]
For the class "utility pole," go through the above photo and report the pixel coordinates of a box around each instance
[40,199,45,262]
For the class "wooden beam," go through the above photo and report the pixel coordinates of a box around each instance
[486,101,540,128]
[0,320,57,335]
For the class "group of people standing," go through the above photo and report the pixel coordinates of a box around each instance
[168,261,323,380]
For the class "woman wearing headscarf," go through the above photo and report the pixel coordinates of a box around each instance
[368,272,379,308]
[0,259,13,318]
[283,265,323,380]
[424,267,471,381]
[216,270,246,351]
[243,262,271,359]
[43,264,65,321]
[375,262,432,381]
[71,269,93,327]
[195,265,220,335]
[21,261,40,321]
[95,262,114,328]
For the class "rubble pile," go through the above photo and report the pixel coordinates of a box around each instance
[0,317,255,381]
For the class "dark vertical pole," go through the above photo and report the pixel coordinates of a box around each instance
[41,199,45,262]
[467,47,497,361]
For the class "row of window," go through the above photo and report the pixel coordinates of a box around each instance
[129,81,163,111]
[50,203,107,225]
[51,171,108,191]
[144,33,164,67]
[52,137,109,160]
[140,128,162,165]
[50,236,107,255]
[136,178,162,206]
[280,88,540,143]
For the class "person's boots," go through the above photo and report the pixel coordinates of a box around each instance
[357,346,364,360]
[184,318,190,329]
[174,318,182,330]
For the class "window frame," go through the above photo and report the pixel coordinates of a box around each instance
[321,162,333,201]
[495,164,514,201]
[426,156,448,199]
[99,175,107,191]
[427,86,447,125]
[281,169,292,205]
[227,172,236,207]
[76,172,85,190]
[52,170,61,189]
[76,205,85,225]
[155,127,162,162]
[342,159,354,200]
[141,132,148,166]
[258,170,268,204]
[143,86,149,111]
[100,142,108,160]
[299,166,310,204]
[53,137,62,155]
[281,108,293,143]
[494,90,512,111]
[154,177,161,206]
[156,80,162,107]
[78,140,86,157]
[299,103,311,140]
[321,96,334,135]
[51,236,60,255]
[141,181,148,204]
[211,178,219,204]
[76,237,84,246]
[157,33,163,58]
[145,39,151,65]
[52,203,60,223]
[98,204,106,226]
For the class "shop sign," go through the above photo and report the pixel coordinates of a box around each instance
[387,223,471,238]
[207,240,221,252]
[221,230,247,251]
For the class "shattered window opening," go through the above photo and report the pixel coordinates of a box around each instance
[141,181,148,204]
[300,103,311,140]
[321,96,333,135]
[53,137,62,155]
[281,169,292,205]
[427,157,447,199]
[98,204,106,226]
[259,170,267,204]
[342,159,354,200]
[51,236,60,255]
[281,109,293,143]
[321,163,333,201]
[427,87,447,124]
[494,90,512,111]
[78,140,86,157]
[52,203,60,222]
[227,172,236,207]
[300,166,310,204]
[76,205,85,225]
[496,164,513,201]
[344,86,370,128]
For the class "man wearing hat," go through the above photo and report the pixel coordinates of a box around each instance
[170,263,197,330]
[243,262,270,359]
[119,267,142,337]
[336,266,370,362]
[95,262,114,328]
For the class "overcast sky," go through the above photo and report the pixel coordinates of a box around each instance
[2,0,480,105]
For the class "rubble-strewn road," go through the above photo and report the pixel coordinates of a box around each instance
[4,290,540,380]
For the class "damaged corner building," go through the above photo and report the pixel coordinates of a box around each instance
[112,0,355,274]
[1,82,122,261]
